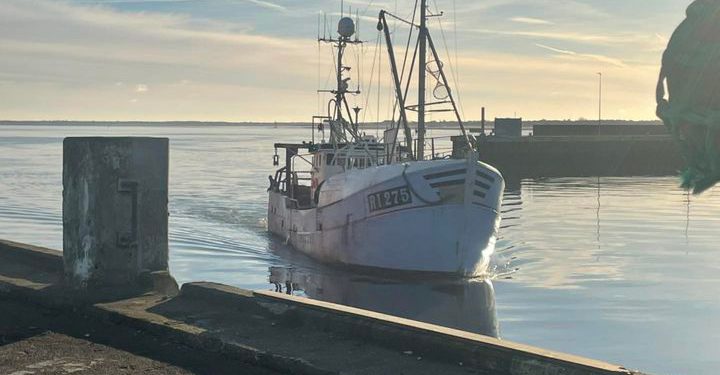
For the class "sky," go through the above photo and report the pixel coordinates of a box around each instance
[0,0,692,122]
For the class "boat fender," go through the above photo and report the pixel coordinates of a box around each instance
[402,164,442,205]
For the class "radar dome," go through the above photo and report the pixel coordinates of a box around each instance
[338,17,355,38]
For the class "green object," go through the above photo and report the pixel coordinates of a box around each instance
[657,0,720,194]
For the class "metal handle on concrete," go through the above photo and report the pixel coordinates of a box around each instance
[117,179,139,248]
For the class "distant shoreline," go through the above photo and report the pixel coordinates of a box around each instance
[0,120,664,128]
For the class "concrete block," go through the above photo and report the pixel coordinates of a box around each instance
[0,239,62,272]
[63,137,169,290]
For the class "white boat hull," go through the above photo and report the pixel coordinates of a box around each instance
[268,157,504,277]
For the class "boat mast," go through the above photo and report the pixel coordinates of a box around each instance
[417,0,427,160]
[336,0,346,145]
[333,35,346,145]
[319,6,362,146]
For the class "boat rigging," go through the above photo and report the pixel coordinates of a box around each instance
[377,0,472,162]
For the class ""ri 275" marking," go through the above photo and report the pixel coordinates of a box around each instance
[368,186,412,212]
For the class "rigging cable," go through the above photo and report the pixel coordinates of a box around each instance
[378,30,383,138]
[352,42,361,111]
[432,0,465,118]
[360,0,376,18]
[317,13,322,117]
[399,0,420,78]
[355,0,383,138]
[389,0,399,128]
[361,32,382,127]
[453,0,460,104]
[358,11,363,103]
[388,0,419,152]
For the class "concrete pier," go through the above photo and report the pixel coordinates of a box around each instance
[0,239,648,375]
[63,137,170,290]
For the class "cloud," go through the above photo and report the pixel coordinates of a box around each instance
[534,43,574,55]
[510,17,553,25]
[654,33,668,45]
[0,0,312,71]
[450,49,657,122]
[0,0,669,121]
[649,33,670,52]
[246,0,286,12]
[74,0,193,3]
[535,43,627,68]
[0,0,321,120]
[470,28,619,44]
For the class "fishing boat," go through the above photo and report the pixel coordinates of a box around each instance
[267,1,505,277]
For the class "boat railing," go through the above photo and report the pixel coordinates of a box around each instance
[270,167,287,192]
[395,135,457,161]
[271,167,314,209]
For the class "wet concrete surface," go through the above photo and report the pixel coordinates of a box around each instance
[146,289,474,375]
[0,298,279,375]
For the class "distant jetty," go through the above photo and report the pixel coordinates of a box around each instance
[452,121,680,179]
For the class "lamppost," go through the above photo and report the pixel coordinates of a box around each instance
[597,72,602,135]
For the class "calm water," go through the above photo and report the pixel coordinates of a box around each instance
[2,125,719,375]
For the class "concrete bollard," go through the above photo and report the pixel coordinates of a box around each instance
[63,137,174,294]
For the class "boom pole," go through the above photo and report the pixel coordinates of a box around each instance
[379,12,413,160]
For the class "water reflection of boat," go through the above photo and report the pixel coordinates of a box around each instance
[269,266,499,338]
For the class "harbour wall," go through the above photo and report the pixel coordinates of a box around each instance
[532,124,669,137]
[453,135,684,179]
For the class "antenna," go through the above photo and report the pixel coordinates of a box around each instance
[317,4,364,147]
[355,9,360,42]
